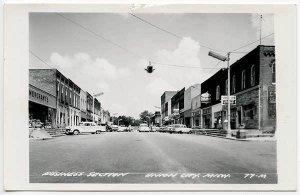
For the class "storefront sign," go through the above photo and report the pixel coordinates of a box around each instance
[268,86,276,104]
[201,92,211,104]
[221,96,236,105]
[29,85,56,109]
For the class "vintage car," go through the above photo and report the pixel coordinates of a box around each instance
[65,122,106,135]
[138,123,150,132]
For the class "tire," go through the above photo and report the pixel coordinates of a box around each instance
[73,130,79,135]
[96,130,101,134]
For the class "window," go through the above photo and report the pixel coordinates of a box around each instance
[272,61,276,83]
[241,70,246,89]
[216,85,220,100]
[232,75,236,94]
[251,65,255,86]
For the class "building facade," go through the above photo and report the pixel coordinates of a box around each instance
[200,45,276,131]
[191,94,201,128]
[183,84,201,128]
[80,89,87,122]
[86,92,93,122]
[93,98,101,124]
[171,88,185,124]
[161,91,177,125]
[68,80,81,126]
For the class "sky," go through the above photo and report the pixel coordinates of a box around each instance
[29,13,274,118]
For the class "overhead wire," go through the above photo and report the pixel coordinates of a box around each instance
[29,49,55,69]
[129,13,227,53]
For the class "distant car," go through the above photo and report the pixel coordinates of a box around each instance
[150,125,159,132]
[65,122,106,135]
[118,125,127,132]
[172,124,192,134]
[158,126,168,133]
[166,125,175,133]
[111,125,119,132]
[125,125,133,132]
[138,123,150,132]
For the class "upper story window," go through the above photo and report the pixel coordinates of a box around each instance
[216,85,220,100]
[241,70,246,90]
[251,65,256,86]
[232,75,236,94]
[271,60,276,83]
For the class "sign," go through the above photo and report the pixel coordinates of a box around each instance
[221,95,236,105]
[29,85,56,109]
[201,92,211,104]
[268,86,276,104]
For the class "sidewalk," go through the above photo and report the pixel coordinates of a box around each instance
[192,128,276,142]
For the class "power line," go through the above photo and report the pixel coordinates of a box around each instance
[230,33,274,52]
[29,50,54,69]
[56,13,223,70]
[56,13,146,60]
[129,13,227,53]
[152,61,221,69]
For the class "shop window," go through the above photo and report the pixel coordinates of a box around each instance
[216,85,220,100]
[232,75,236,94]
[243,104,255,119]
[251,65,255,86]
[241,70,246,89]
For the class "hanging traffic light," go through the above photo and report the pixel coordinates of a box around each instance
[145,61,155,73]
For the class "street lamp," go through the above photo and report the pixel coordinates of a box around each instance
[92,92,104,123]
[118,119,122,126]
[208,51,231,137]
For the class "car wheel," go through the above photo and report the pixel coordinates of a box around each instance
[96,130,101,134]
[73,130,79,135]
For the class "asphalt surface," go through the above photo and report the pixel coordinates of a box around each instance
[30,131,277,183]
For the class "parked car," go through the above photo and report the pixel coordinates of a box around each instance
[150,125,159,132]
[118,125,127,132]
[138,123,150,132]
[65,122,106,135]
[158,125,168,133]
[111,125,119,132]
[172,124,192,134]
[166,124,175,133]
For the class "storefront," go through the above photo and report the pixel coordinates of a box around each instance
[29,85,56,128]
[202,107,212,129]
[192,108,201,128]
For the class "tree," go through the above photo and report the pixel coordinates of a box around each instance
[139,110,153,125]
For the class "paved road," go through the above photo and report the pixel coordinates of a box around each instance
[30,131,277,183]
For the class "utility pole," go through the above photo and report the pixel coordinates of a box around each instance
[227,52,231,135]
[260,14,262,45]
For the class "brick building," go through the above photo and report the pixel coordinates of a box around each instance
[29,69,57,127]
[201,45,276,131]
[93,98,101,124]
[86,92,93,122]
[68,79,81,126]
[80,89,87,122]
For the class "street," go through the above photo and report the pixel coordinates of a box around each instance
[30,132,277,184]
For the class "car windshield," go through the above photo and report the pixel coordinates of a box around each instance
[140,124,147,127]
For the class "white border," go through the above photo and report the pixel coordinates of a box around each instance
[3,3,298,191]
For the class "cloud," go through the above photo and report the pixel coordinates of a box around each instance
[50,52,132,80]
[146,77,176,95]
[141,37,209,90]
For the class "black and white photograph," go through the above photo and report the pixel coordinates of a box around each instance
[3,2,298,191]
[28,11,277,184]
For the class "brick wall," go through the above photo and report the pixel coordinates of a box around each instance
[29,69,56,97]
